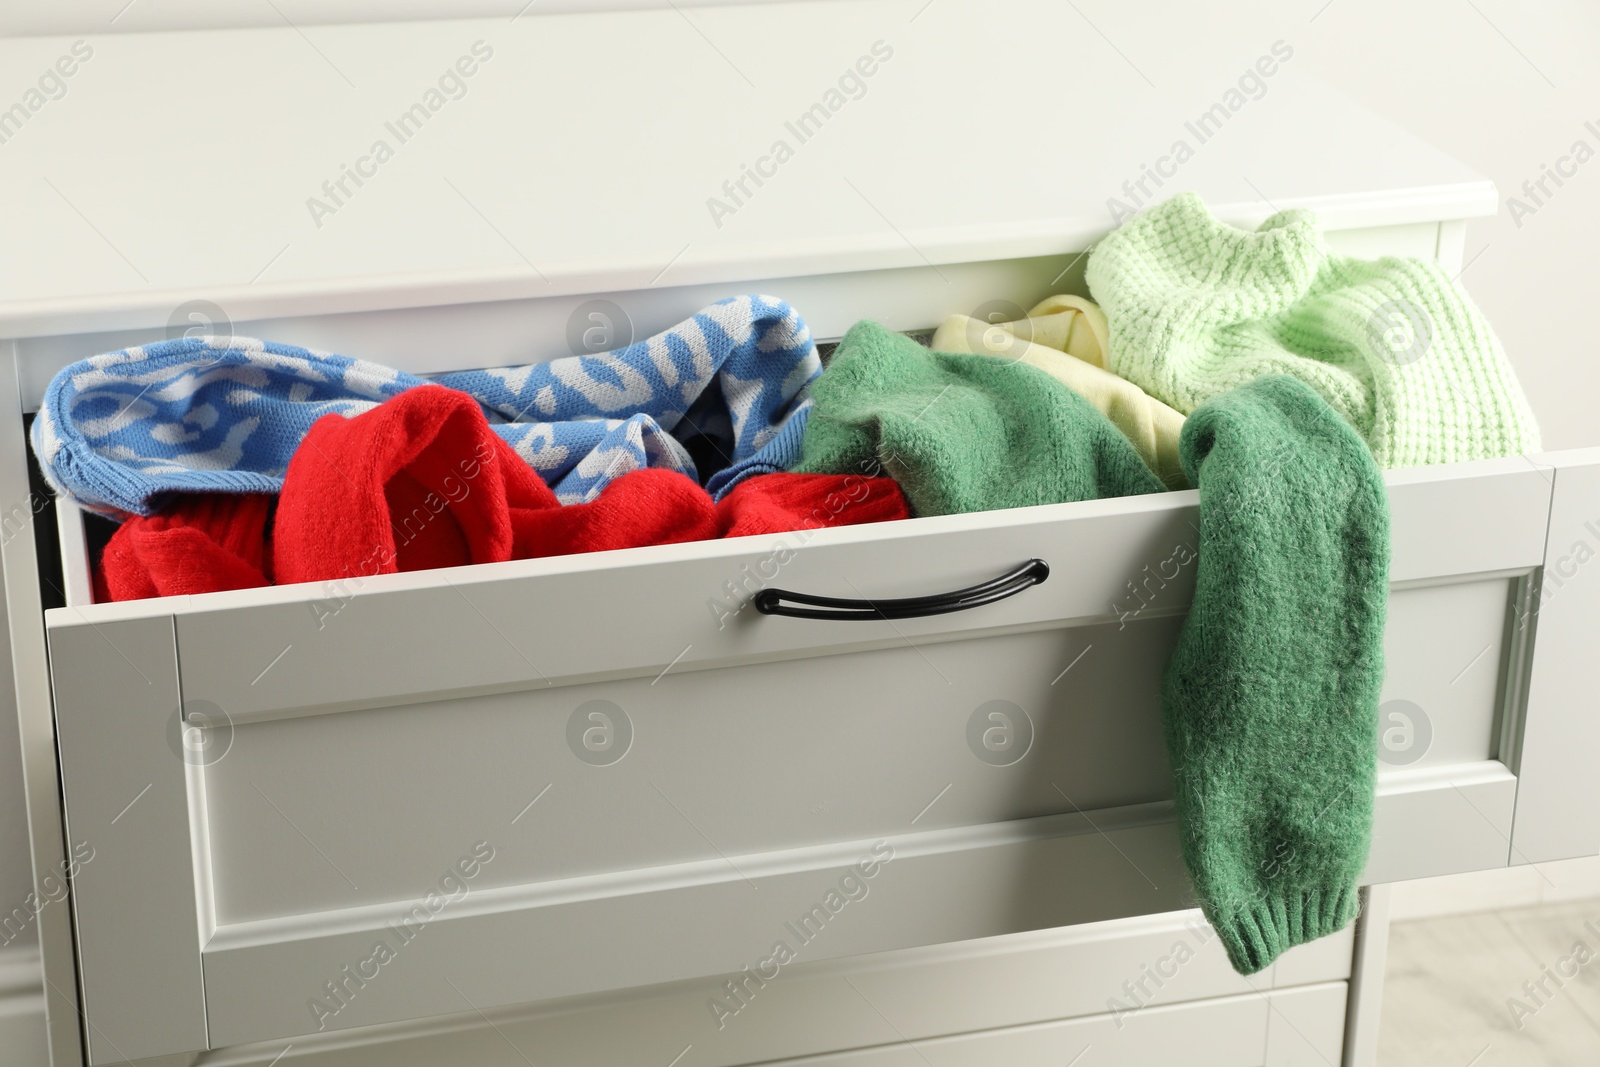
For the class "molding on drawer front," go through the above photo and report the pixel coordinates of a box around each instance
[191,983,1350,1067]
[181,922,1352,1067]
[195,765,1501,1046]
[204,762,1517,955]
[206,803,1181,953]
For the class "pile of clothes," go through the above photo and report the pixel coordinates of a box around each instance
[34,194,1541,976]
[40,294,915,599]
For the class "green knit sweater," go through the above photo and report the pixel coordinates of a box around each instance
[1165,374,1389,974]
[796,320,1165,514]
[1086,192,1540,468]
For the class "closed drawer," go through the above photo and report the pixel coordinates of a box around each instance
[744,983,1348,1067]
[69,910,1353,1067]
[45,438,1600,1060]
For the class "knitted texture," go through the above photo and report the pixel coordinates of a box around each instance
[33,295,818,518]
[930,295,1189,489]
[718,471,909,538]
[1085,192,1541,468]
[95,383,907,596]
[796,320,1165,515]
[1164,375,1388,974]
[270,387,914,588]
[273,386,553,585]
[98,493,273,601]
[510,469,908,559]
[513,468,912,557]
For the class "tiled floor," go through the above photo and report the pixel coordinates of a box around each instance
[1379,896,1600,1065]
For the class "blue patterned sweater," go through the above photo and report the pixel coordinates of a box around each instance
[33,295,819,517]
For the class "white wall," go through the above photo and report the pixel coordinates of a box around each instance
[1297,0,1600,453]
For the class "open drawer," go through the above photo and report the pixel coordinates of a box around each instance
[44,426,1600,1060]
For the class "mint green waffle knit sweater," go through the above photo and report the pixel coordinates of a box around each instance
[1167,375,1388,975]
[1086,192,1540,468]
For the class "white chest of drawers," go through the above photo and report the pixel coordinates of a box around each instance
[2,7,1596,1067]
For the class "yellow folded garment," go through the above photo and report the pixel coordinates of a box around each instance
[930,295,1188,489]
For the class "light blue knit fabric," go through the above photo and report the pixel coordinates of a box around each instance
[33,295,819,517]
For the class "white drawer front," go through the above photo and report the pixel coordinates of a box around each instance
[73,915,1350,1067]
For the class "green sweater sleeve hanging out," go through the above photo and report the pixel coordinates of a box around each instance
[1165,374,1389,974]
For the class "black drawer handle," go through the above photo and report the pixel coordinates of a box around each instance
[753,559,1049,621]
